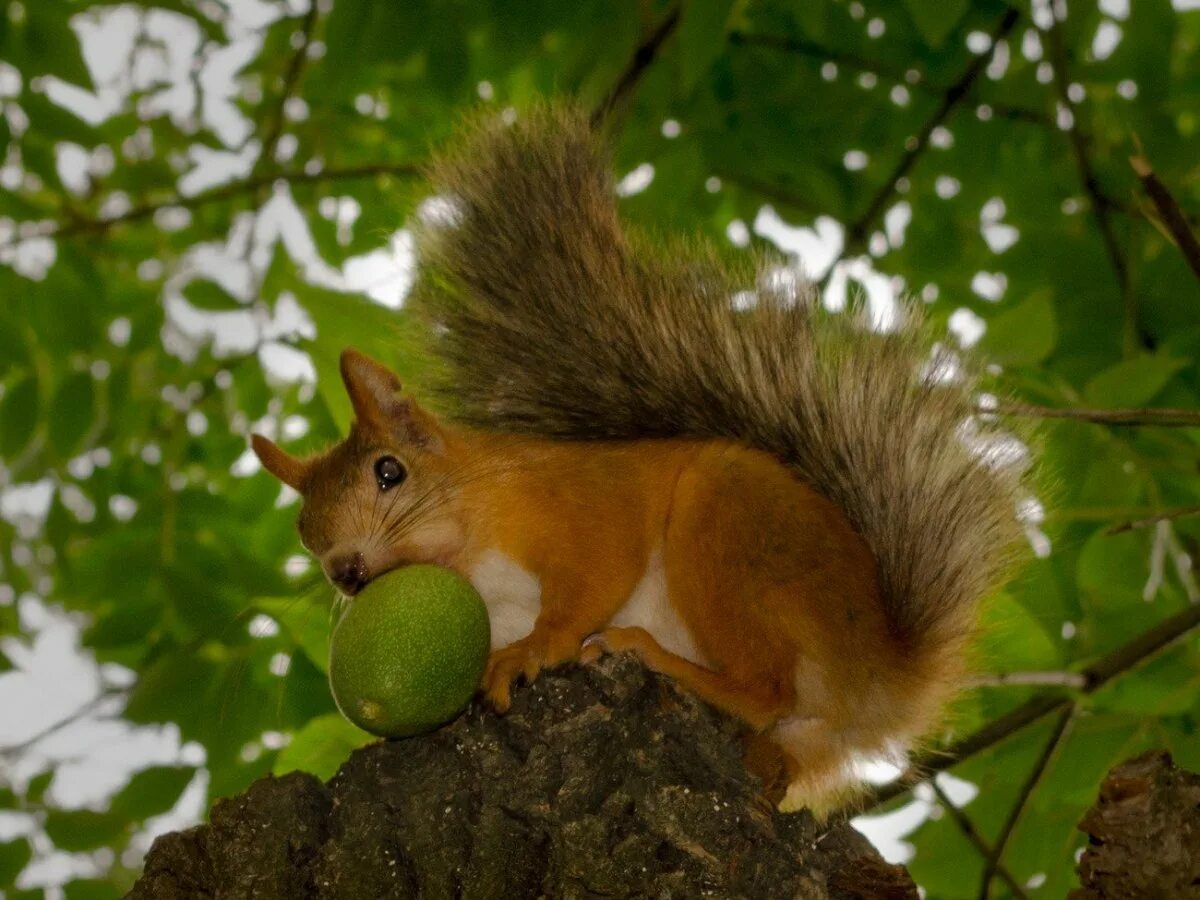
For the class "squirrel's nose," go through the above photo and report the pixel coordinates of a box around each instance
[329,552,369,596]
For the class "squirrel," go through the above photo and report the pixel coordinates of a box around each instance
[251,105,1030,816]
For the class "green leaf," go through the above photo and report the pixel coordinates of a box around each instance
[9,4,92,87]
[20,90,100,146]
[0,375,38,459]
[48,372,95,461]
[300,290,428,430]
[274,713,371,781]
[0,837,32,887]
[0,306,28,378]
[43,809,127,852]
[182,279,244,312]
[320,0,424,92]
[1005,716,1153,895]
[109,766,196,821]
[256,588,334,674]
[125,653,219,732]
[792,1,828,40]
[1090,646,1200,716]
[979,289,1058,365]
[425,13,469,100]
[1083,353,1190,407]
[25,771,52,805]
[902,0,969,48]
[1076,529,1150,611]
[63,880,122,900]
[141,1,226,41]
[678,0,741,93]
[977,591,1060,670]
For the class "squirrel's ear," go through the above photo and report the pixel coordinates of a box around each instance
[339,348,444,451]
[340,348,403,426]
[251,434,310,491]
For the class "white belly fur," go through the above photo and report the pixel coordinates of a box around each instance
[470,547,703,664]
[469,549,542,650]
[610,550,705,664]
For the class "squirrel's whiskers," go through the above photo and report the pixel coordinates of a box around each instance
[250,105,1032,816]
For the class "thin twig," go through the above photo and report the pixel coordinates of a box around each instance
[928,780,1030,900]
[591,4,682,127]
[710,169,827,217]
[255,2,321,178]
[0,689,126,758]
[866,599,1200,808]
[1129,153,1200,283]
[994,402,1200,428]
[829,6,1020,268]
[0,162,420,251]
[728,30,1051,128]
[1109,192,1200,230]
[969,671,1087,688]
[1106,505,1200,535]
[1046,15,1138,355]
[979,706,1074,899]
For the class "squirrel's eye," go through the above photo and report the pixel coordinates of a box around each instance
[373,456,406,490]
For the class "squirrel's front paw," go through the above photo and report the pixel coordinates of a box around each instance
[481,642,540,713]
[481,631,584,712]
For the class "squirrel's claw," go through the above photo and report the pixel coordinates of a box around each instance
[481,639,547,713]
[482,630,590,711]
[578,634,607,666]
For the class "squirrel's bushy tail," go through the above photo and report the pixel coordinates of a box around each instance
[412,105,1029,670]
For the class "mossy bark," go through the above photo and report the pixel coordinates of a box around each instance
[1072,749,1200,899]
[128,655,915,899]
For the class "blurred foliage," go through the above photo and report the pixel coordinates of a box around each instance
[0,0,1198,896]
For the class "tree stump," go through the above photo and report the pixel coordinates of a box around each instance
[128,655,915,898]
[1072,749,1200,899]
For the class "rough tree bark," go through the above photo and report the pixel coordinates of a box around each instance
[127,655,915,899]
[1072,749,1200,899]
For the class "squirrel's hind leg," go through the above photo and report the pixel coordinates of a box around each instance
[771,715,866,818]
[585,625,796,730]
[588,625,859,817]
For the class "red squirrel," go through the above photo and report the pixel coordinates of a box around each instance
[251,106,1029,815]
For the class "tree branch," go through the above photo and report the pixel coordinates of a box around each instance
[0,688,126,758]
[710,169,827,217]
[830,6,1020,267]
[1129,152,1200,283]
[728,29,1050,129]
[255,2,321,178]
[979,706,1074,899]
[591,4,682,127]
[969,671,1087,688]
[1106,505,1200,535]
[928,780,1030,900]
[994,402,1200,428]
[866,600,1200,808]
[1045,16,1138,355]
[0,163,420,250]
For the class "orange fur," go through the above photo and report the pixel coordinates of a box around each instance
[254,350,945,815]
